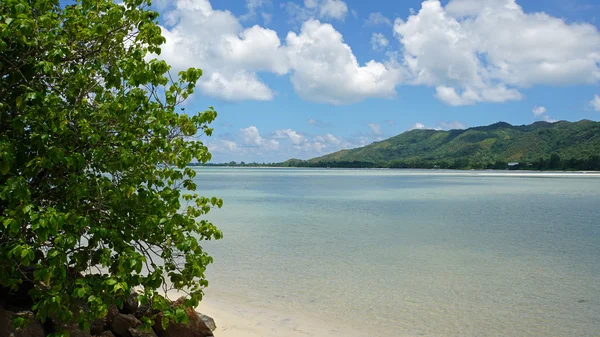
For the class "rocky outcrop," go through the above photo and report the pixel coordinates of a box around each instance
[153,298,214,337]
[109,314,142,337]
[197,314,216,332]
[0,288,216,337]
[0,308,45,337]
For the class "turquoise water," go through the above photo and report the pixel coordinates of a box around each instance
[192,168,600,337]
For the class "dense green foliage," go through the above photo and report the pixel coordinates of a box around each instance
[285,120,600,170]
[0,0,221,334]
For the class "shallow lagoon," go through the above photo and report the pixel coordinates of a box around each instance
[192,168,600,337]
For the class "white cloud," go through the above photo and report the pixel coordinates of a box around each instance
[158,0,400,104]
[410,122,426,130]
[198,71,274,101]
[590,94,600,112]
[286,20,402,104]
[530,106,556,122]
[209,126,382,162]
[274,128,307,145]
[211,139,239,152]
[371,33,389,51]
[241,126,280,150]
[532,106,547,116]
[367,123,383,135]
[435,85,522,106]
[157,0,600,107]
[158,0,287,101]
[283,0,348,23]
[394,0,600,106]
[319,0,348,20]
[313,133,342,145]
[365,12,392,26]
[409,121,465,130]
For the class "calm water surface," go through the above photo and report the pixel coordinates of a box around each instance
[192,168,600,337]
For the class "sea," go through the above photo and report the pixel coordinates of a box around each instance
[190,168,600,337]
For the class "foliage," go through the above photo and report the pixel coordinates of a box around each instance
[291,120,600,170]
[0,0,222,334]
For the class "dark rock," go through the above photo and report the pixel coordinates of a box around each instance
[153,308,213,337]
[128,327,159,337]
[94,331,116,337]
[123,289,139,315]
[0,309,45,337]
[105,305,120,326]
[196,313,216,332]
[51,321,92,337]
[109,314,141,337]
[135,303,151,319]
[67,326,92,337]
[90,317,108,335]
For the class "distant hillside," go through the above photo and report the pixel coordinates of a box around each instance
[283,120,600,170]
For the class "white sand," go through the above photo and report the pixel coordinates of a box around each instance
[195,297,367,337]
[164,290,368,337]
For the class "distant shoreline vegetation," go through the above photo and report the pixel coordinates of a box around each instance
[192,119,600,171]
[191,157,600,171]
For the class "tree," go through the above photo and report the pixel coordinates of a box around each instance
[0,0,222,333]
[549,153,562,170]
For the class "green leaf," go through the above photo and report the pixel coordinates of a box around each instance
[22,205,32,214]
[0,161,8,175]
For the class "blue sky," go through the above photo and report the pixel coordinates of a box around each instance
[152,0,600,162]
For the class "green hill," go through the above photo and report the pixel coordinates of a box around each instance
[283,120,600,170]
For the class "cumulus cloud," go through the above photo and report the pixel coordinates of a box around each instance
[209,139,239,152]
[158,0,287,101]
[365,12,392,26]
[590,94,600,112]
[241,126,280,150]
[367,123,383,135]
[274,128,307,145]
[532,106,547,116]
[156,0,600,107]
[394,0,600,105]
[208,126,385,162]
[409,122,426,130]
[371,33,389,51]
[158,0,400,105]
[531,105,555,122]
[286,20,403,104]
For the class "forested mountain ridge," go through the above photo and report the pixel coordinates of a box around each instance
[283,120,600,170]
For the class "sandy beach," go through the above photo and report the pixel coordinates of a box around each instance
[163,289,368,337]
[195,297,367,337]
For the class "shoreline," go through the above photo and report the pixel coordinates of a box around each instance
[164,289,370,337]
[193,166,600,177]
[194,296,369,337]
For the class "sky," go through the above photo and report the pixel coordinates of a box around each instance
[149,0,600,163]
